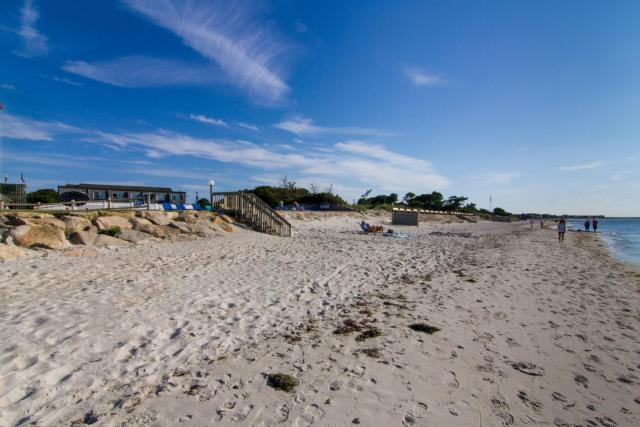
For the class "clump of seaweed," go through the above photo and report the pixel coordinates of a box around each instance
[266,373,299,392]
[355,327,382,341]
[360,348,381,358]
[334,319,362,335]
[408,323,441,334]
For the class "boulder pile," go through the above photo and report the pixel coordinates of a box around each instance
[0,210,236,260]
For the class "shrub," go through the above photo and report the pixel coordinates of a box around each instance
[266,373,299,392]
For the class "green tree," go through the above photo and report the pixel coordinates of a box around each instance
[26,188,59,204]
[493,207,511,216]
[443,195,468,211]
[403,192,416,204]
[196,198,210,206]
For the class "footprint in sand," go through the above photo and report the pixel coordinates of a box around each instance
[444,370,459,388]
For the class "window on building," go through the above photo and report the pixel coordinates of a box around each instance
[92,191,107,200]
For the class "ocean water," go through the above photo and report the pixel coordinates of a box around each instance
[566,218,640,265]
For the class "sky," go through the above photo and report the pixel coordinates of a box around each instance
[1,0,639,216]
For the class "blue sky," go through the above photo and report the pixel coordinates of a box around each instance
[1,0,639,215]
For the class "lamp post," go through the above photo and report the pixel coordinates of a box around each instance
[209,179,215,212]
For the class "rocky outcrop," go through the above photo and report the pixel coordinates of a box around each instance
[60,215,91,233]
[8,225,69,250]
[0,244,27,260]
[95,216,133,231]
[0,210,239,258]
[68,230,98,246]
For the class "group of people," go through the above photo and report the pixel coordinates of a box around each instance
[583,218,599,232]
[556,217,599,242]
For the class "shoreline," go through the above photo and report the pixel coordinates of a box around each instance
[1,216,639,425]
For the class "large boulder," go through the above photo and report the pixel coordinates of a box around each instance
[130,217,153,229]
[143,212,175,226]
[0,244,28,260]
[187,222,219,237]
[212,216,226,226]
[7,215,65,229]
[219,214,234,224]
[136,223,179,239]
[9,225,69,250]
[94,235,130,247]
[69,230,98,246]
[60,215,91,233]
[169,221,192,234]
[94,216,133,231]
[117,229,151,243]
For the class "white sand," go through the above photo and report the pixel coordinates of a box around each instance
[1,215,639,426]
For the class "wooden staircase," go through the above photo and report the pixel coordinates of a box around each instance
[210,192,292,237]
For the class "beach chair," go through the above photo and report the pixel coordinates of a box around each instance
[163,202,173,211]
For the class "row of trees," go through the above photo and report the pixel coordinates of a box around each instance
[245,176,348,207]
[357,190,511,216]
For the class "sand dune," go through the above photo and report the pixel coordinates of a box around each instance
[1,215,638,426]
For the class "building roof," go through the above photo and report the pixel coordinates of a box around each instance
[60,183,184,193]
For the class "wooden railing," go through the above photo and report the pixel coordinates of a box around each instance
[211,192,292,237]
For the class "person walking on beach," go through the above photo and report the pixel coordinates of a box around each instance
[557,218,566,242]
[584,219,590,232]
[539,217,544,229]
[592,218,598,232]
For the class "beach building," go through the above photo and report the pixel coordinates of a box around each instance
[58,183,186,203]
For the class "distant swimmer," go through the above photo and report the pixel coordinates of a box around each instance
[584,219,590,232]
[592,218,598,233]
[558,218,566,242]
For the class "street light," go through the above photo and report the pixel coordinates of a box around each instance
[209,179,215,212]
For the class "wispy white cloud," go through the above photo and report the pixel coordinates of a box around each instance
[515,146,531,153]
[15,0,48,58]
[238,122,259,131]
[1,83,16,91]
[63,56,220,87]
[47,75,84,86]
[557,161,603,171]
[404,67,446,87]
[122,0,289,103]
[187,113,227,127]
[274,116,391,138]
[90,131,447,198]
[0,113,80,141]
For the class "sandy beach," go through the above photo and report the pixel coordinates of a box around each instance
[1,214,639,426]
